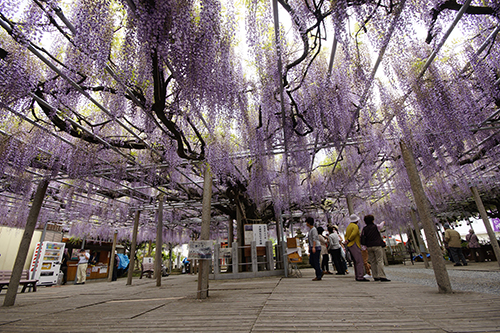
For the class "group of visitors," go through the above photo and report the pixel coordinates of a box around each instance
[307,213,486,281]
[306,214,389,282]
[443,224,484,264]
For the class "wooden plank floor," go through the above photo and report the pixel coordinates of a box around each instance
[1,266,499,332]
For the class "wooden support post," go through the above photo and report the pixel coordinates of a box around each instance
[156,195,164,286]
[227,218,233,273]
[410,209,430,269]
[213,245,220,277]
[228,218,234,247]
[471,186,500,268]
[197,165,212,299]
[251,241,258,273]
[236,203,244,270]
[401,141,451,293]
[127,210,140,286]
[107,230,118,282]
[4,179,49,307]
[168,243,173,274]
[232,243,239,273]
[266,240,274,271]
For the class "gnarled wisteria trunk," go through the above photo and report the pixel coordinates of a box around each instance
[401,141,451,293]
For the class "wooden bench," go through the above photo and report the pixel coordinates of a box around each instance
[140,262,154,279]
[0,270,38,293]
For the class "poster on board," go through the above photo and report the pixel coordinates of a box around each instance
[188,240,213,259]
[244,224,268,246]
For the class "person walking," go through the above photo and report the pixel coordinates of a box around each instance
[318,227,333,275]
[306,217,323,281]
[327,225,346,275]
[345,214,368,282]
[361,214,390,282]
[444,223,467,266]
[466,229,484,262]
[60,248,69,285]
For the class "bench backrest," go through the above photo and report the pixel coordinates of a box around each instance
[0,270,30,280]
[142,262,154,271]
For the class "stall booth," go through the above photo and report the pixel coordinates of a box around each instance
[63,238,114,282]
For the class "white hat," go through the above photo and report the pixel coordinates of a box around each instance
[348,214,360,223]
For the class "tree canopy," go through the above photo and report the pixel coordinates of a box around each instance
[0,0,499,242]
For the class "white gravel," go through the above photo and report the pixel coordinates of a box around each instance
[384,264,500,295]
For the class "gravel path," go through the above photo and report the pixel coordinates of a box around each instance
[385,264,500,295]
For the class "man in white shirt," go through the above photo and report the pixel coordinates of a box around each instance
[77,250,90,284]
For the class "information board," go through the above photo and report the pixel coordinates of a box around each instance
[188,240,213,259]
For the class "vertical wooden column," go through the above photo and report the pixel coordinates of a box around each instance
[251,241,258,273]
[226,217,233,273]
[232,243,239,273]
[266,240,275,271]
[4,179,49,307]
[401,141,451,293]
[471,186,500,268]
[228,218,234,248]
[278,213,288,277]
[410,209,430,269]
[126,210,141,286]
[107,230,118,282]
[213,245,220,277]
[197,164,212,299]
[156,195,164,286]
[236,202,244,271]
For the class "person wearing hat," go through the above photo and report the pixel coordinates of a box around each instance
[306,217,323,281]
[444,223,467,266]
[345,214,368,281]
[466,229,484,262]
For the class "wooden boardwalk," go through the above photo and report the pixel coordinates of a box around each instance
[1,266,499,332]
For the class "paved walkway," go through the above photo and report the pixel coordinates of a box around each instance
[1,262,499,332]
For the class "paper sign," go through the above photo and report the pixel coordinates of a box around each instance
[188,240,213,259]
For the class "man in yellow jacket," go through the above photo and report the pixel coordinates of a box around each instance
[345,214,368,281]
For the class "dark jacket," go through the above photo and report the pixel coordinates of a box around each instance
[361,224,385,247]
